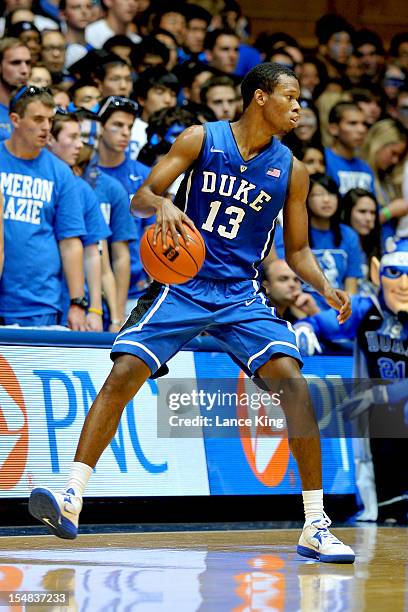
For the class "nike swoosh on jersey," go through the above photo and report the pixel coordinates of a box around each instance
[210,146,224,153]
[245,298,256,306]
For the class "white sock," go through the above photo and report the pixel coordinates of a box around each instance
[302,489,324,524]
[66,462,93,498]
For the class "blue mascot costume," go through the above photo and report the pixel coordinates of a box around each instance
[295,237,408,522]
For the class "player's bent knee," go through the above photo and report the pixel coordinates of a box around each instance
[257,355,302,381]
[107,354,151,392]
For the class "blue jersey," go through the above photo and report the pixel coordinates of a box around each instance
[304,224,363,309]
[0,103,12,141]
[0,143,86,316]
[325,148,376,196]
[97,157,152,298]
[176,121,292,281]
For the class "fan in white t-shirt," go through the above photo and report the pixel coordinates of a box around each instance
[129,65,179,160]
[85,0,141,49]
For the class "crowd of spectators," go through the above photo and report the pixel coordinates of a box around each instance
[0,0,407,334]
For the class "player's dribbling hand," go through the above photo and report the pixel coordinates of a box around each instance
[153,197,196,251]
[323,287,352,324]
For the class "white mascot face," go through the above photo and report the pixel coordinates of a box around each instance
[372,240,408,314]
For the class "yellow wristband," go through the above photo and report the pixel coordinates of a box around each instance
[382,206,392,221]
[88,307,103,316]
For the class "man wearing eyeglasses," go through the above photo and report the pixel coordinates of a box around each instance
[97,96,152,316]
[0,86,87,330]
[0,38,31,141]
[41,31,69,83]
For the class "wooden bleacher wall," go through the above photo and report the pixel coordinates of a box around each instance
[240,0,408,49]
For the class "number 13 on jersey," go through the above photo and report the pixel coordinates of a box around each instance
[201,200,245,240]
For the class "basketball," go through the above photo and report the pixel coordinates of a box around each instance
[139,222,206,284]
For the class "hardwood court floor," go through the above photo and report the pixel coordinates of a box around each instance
[0,525,406,611]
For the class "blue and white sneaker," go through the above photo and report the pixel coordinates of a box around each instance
[29,487,82,540]
[297,513,355,563]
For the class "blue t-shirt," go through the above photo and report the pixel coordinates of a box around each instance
[304,223,363,309]
[0,103,12,141]
[83,158,135,243]
[93,170,135,243]
[61,175,111,324]
[235,43,262,77]
[75,176,111,246]
[325,148,376,196]
[177,120,292,280]
[0,143,86,316]
[97,157,152,298]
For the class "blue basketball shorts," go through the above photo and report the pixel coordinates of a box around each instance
[111,278,303,375]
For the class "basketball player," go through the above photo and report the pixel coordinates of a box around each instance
[29,63,355,563]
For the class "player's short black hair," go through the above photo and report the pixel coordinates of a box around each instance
[328,101,360,125]
[240,62,298,111]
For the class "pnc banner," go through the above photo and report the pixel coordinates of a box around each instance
[0,345,209,498]
[0,340,355,498]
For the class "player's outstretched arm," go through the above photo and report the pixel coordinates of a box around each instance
[131,125,204,249]
[283,158,352,324]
